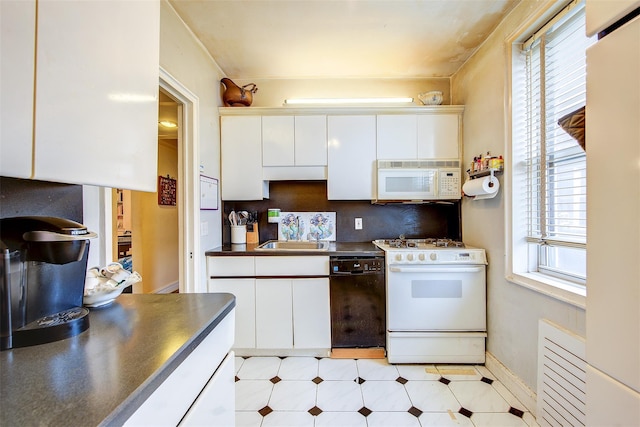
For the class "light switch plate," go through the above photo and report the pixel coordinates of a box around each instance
[355,218,363,230]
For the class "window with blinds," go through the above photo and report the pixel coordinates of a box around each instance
[521,1,595,284]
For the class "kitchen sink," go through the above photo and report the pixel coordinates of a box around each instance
[255,240,330,251]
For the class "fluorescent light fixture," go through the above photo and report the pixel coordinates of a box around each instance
[284,97,414,105]
[159,120,178,128]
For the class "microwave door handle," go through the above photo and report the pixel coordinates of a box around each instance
[389,266,484,273]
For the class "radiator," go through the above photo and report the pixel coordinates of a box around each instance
[537,320,586,427]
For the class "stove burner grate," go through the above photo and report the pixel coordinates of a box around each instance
[377,237,465,249]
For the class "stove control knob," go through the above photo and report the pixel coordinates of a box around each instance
[430,253,437,261]
[407,253,414,261]
[418,253,426,261]
[395,253,403,262]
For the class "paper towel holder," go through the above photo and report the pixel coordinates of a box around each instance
[464,169,501,200]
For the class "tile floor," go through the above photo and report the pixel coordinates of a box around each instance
[235,356,540,427]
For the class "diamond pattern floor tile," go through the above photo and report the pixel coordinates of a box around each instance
[234,356,539,426]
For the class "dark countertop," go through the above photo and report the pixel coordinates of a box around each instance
[205,241,384,257]
[0,293,235,427]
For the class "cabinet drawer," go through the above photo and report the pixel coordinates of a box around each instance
[179,351,235,427]
[255,256,329,276]
[124,310,234,426]
[208,256,255,277]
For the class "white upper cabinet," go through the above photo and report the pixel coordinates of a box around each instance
[377,111,461,160]
[327,115,377,200]
[586,0,640,36]
[294,115,327,166]
[0,0,35,179]
[221,115,268,200]
[416,113,460,159]
[220,107,462,200]
[377,115,418,159]
[260,114,327,180]
[262,116,295,166]
[262,115,327,167]
[1,0,160,191]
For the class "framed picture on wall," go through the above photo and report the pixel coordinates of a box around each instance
[158,175,177,206]
[200,175,218,210]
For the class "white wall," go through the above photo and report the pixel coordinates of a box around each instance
[160,0,225,288]
[229,77,451,107]
[451,0,586,393]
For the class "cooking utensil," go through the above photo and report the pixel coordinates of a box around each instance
[238,211,249,225]
[228,211,237,226]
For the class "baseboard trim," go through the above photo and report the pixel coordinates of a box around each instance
[155,281,179,294]
[331,348,386,359]
[485,351,537,414]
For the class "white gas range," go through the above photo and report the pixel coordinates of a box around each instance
[373,238,487,363]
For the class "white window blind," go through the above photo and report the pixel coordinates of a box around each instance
[522,1,594,282]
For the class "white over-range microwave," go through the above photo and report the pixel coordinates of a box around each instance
[376,159,461,201]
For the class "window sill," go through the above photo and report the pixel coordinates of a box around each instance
[506,272,586,309]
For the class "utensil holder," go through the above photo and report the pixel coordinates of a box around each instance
[231,225,247,244]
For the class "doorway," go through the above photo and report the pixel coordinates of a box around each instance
[107,69,201,293]
[112,90,180,293]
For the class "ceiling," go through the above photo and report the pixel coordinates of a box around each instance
[169,0,520,80]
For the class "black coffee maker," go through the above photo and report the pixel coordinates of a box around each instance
[0,216,97,350]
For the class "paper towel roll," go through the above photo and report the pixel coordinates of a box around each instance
[463,176,500,199]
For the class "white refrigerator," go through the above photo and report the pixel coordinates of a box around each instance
[586,1,640,425]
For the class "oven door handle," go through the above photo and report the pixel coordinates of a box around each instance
[389,266,484,273]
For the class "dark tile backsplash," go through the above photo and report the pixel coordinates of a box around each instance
[222,181,461,244]
[0,177,83,222]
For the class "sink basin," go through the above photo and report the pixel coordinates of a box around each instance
[255,240,329,251]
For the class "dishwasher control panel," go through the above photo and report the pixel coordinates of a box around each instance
[330,257,384,274]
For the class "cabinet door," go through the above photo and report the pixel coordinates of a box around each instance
[180,351,235,427]
[293,278,331,349]
[221,115,266,200]
[262,115,295,166]
[586,0,640,36]
[0,0,35,179]
[33,0,160,190]
[417,114,460,159]
[208,279,256,348]
[124,310,234,426]
[295,115,327,166]
[586,16,640,393]
[327,115,377,200]
[376,115,417,159]
[255,279,293,349]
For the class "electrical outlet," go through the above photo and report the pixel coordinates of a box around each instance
[355,218,363,230]
[200,221,209,236]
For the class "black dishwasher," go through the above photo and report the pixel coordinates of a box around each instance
[330,256,386,349]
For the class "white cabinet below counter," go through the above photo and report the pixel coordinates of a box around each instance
[1,0,160,191]
[207,255,331,356]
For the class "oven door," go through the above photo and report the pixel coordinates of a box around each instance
[387,264,486,331]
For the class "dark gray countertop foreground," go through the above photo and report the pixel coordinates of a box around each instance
[205,241,384,257]
[0,293,235,427]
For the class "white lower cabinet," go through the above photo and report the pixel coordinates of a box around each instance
[179,351,235,427]
[256,279,294,349]
[292,278,331,349]
[124,309,235,427]
[255,277,331,349]
[207,255,331,352]
[208,278,256,348]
